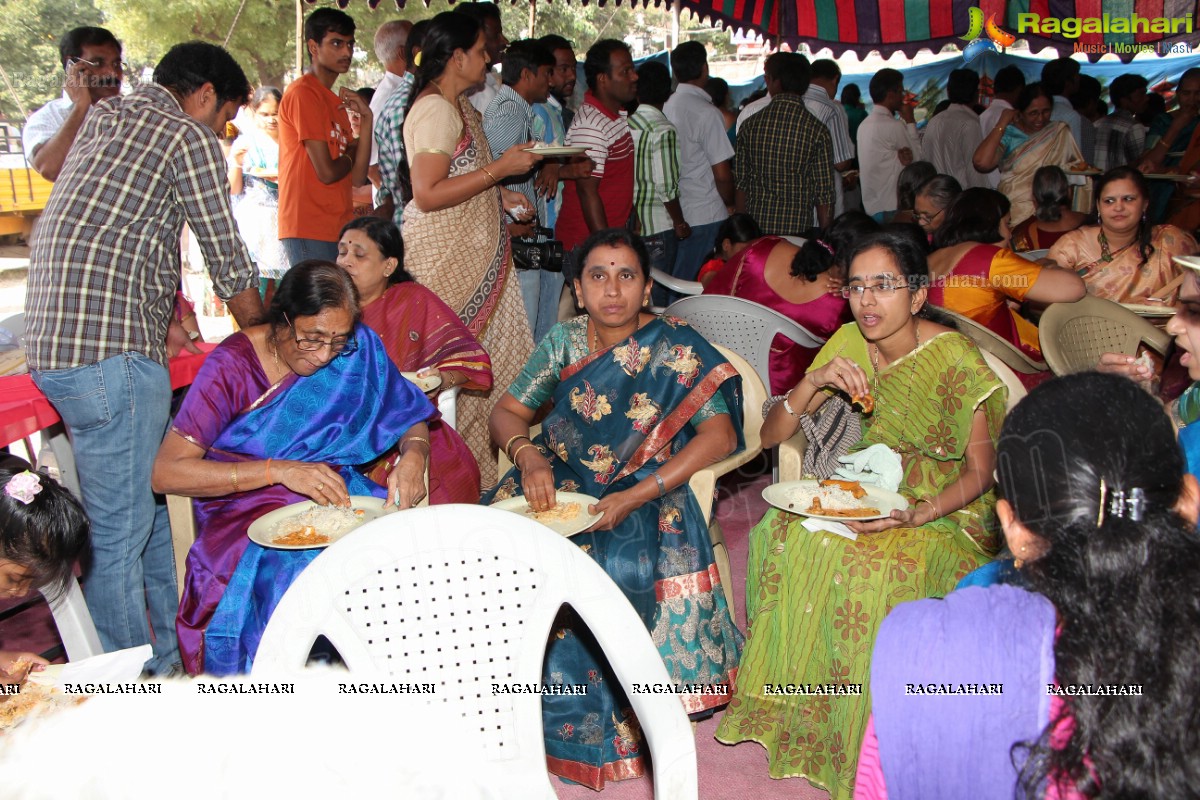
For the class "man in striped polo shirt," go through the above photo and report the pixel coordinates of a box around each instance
[556,39,639,273]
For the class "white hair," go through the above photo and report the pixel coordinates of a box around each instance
[373,20,411,66]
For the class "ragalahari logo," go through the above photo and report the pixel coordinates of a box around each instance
[960,7,1016,64]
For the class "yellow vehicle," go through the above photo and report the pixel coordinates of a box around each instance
[0,165,52,238]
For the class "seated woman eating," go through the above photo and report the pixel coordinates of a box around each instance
[928,187,1085,364]
[153,262,436,675]
[715,228,1007,799]
[486,228,744,789]
[704,211,876,394]
[336,216,492,503]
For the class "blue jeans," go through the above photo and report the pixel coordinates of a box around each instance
[516,267,565,345]
[672,219,724,283]
[33,353,178,674]
[644,230,680,308]
[281,238,339,267]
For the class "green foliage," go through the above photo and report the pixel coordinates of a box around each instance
[0,0,103,121]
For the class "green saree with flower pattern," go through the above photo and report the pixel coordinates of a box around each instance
[715,323,1006,799]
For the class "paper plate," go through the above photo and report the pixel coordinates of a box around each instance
[529,145,587,156]
[1121,303,1176,318]
[490,491,603,536]
[248,496,389,550]
[401,371,441,392]
[762,480,909,522]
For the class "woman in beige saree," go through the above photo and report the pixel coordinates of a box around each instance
[974,82,1084,226]
[402,12,543,485]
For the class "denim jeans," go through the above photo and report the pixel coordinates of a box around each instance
[672,219,724,283]
[643,230,680,308]
[281,238,339,267]
[33,353,178,674]
[516,267,566,345]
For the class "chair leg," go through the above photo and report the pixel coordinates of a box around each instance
[708,519,736,620]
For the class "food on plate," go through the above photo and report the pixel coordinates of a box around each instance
[526,501,581,523]
[0,682,85,731]
[270,505,367,545]
[785,480,880,517]
[851,393,875,413]
[1068,161,1097,172]
[819,479,867,499]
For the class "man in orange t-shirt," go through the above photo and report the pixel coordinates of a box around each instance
[278,7,372,265]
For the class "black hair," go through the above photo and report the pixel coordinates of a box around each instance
[1032,165,1071,222]
[810,58,840,82]
[916,174,963,216]
[267,260,361,332]
[250,86,282,109]
[947,68,979,106]
[1108,72,1148,107]
[793,211,878,282]
[339,216,415,286]
[711,213,762,259]
[704,77,730,110]
[537,34,573,54]
[1138,91,1165,127]
[670,41,707,83]
[636,61,671,107]
[0,468,88,602]
[999,373,1200,799]
[762,52,789,82]
[454,1,501,24]
[584,39,631,94]
[1014,81,1051,113]
[355,86,374,104]
[896,160,937,212]
[869,67,904,104]
[993,64,1026,95]
[501,39,553,87]
[405,19,429,67]
[1094,166,1155,268]
[841,83,862,106]
[1070,74,1103,115]
[933,187,1010,248]
[304,8,355,51]
[153,42,251,109]
[58,26,120,71]
[570,227,650,282]
[1040,56,1079,97]
[775,53,811,96]
[844,228,938,313]
[403,12,482,138]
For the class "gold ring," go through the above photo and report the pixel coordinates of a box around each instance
[316,483,324,490]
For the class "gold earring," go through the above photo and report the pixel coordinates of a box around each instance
[1014,544,1027,569]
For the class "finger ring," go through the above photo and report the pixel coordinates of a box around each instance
[316,483,324,490]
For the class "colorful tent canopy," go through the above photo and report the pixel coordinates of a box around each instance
[326,0,1199,63]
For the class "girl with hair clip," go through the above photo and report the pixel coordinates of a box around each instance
[704,211,876,394]
[0,467,88,684]
[858,372,1200,800]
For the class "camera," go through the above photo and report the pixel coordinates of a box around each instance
[512,227,565,273]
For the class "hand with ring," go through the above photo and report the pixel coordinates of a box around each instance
[276,461,350,507]
[808,356,870,401]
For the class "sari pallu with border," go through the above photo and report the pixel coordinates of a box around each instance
[483,317,745,789]
[999,122,1086,225]
[175,326,435,675]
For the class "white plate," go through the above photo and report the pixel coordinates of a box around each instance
[490,491,603,536]
[248,496,390,550]
[528,145,587,156]
[1174,255,1200,272]
[762,480,909,522]
[1121,303,1177,318]
[401,371,441,392]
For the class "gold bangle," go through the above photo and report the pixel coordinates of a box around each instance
[918,497,938,518]
[400,436,431,455]
[480,166,498,186]
[503,433,529,459]
[231,463,239,492]
[512,442,538,468]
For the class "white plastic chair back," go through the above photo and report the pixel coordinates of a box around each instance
[978,349,1027,413]
[665,295,825,389]
[0,312,25,339]
[40,576,102,661]
[436,385,459,429]
[253,504,698,800]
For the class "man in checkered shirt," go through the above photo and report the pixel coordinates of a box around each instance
[25,42,264,677]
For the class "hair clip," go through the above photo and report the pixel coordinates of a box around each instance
[413,51,423,67]
[5,471,42,505]
[1104,485,1146,523]
[1096,477,1107,526]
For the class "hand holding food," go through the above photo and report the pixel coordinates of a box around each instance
[516,445,556,512]
[0,651,48,685]
[810,356,871,404]
[276,461,351,507]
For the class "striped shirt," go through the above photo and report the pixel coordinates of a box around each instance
[374,71,415,219]
[532,96,567,229]
[26,83,257,371]
[556,92,635,251]
[628,105,680,236]
[484,85,538,217]
[1093,109,1146,172]
[803,84,855,217]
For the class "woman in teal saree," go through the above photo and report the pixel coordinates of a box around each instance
[486,228,745,788]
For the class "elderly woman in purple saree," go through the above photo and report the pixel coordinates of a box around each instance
[153,262,435,675]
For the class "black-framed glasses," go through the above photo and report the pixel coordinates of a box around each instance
[913,207,945,226]
[841,281,902,300]
[283,314,358,356]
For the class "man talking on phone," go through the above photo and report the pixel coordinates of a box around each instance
[22,26,123,182]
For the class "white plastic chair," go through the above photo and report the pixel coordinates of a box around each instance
[0,312,25,339]
[664,295,826,390]
[252,504,698,800]
[39,577,102,661]
[940,308,1048,375]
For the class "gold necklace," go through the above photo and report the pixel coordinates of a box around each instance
[590,319,601,353]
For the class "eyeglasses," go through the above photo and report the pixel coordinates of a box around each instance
[69,57,126,71]
[913,207,945,226]
[841,281,902,300]
[283,314,358,356]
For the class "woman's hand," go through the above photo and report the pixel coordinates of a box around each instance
[845,501,936,535]
[825,274,845,295]
[0,651,48,684]
[1097,352,1156,393]
[584,489,640,532]
[493,141,543,180]
[809,357,871,401]
[517,446,556,512]
[997,107,1017,128]
[386,450,427,510]
[501,188,536,223]
[276,461,350,507]
[414,366,444,395]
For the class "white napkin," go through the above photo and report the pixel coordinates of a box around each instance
[833,444,903,492]
[31,644,152,688]
[801,517,857,541]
